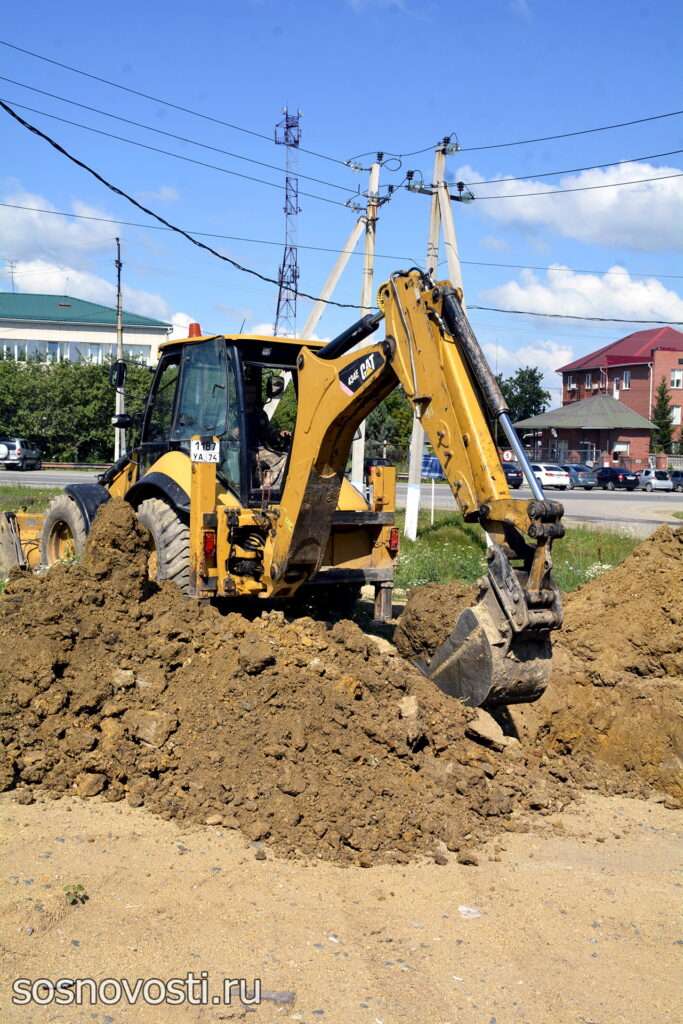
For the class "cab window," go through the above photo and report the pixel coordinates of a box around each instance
[143,352,181,442]
[171,339,228,440]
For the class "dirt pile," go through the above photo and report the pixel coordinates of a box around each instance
[397,526,683,804]
[0,501,570,864]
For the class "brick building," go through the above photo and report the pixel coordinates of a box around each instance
[557,326,683,448]
[515,394,655,467]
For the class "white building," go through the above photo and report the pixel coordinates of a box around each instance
[0,293,171,365]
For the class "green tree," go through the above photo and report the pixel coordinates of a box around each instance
[497,366,551,422]
[0,359,153,462]
[365,388,413,451]
[652,376,674,452]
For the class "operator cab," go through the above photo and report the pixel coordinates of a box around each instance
[138,333,313,506]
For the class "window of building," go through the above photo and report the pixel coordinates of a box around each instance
[584,373,592,388]
[673,406,682,426]
[622,370,631,390]
[671,368,683,389]
[567,375,576,390]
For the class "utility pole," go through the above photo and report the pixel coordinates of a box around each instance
[350,156,381,491]
[403,137,472,540]
[274,107,302,337]
[7,260,16,293]
[114,237,125,462]
[301,215,365,337]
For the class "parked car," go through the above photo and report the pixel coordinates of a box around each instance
[637,468,674,492]
[561,463,596,490]
[530,463,570,490]
[0,437,42,471]
[595,466,638,491]
[671,469,683,493]
[502,461,523,489]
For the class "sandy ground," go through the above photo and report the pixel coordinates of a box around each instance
[1,793,680,1024]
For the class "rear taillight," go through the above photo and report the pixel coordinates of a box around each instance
[203,530,217,560]
[388,527,400,554]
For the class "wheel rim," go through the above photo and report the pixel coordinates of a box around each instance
[47,520,76,563]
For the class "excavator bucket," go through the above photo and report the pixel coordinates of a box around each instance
[421,580,552,708]
[0,512,43,577]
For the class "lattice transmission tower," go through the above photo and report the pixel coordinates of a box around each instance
[273,107,302,337]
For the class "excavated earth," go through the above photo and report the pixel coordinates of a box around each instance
[0,502,680,868]
[0,500,575,865]
[396,526,683,806]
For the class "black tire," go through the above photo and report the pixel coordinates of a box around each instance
[558,486,567,491]
[607,481,616,491]
[568,480,575,490]
[40,494,88,566]
[136,496,191,594]
[645,483,653,493]
[584,486,594,491]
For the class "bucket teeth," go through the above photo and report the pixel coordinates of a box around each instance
[422,583,552,708]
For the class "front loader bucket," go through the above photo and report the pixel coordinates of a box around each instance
[0,512,26,576]
[419,582,551,708]
[0,511,43,577]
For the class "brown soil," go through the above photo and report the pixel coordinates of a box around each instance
[397,525,683,805]
[393,579,479,664]
[0,500,573,865]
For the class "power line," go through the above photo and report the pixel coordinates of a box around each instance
[467,147,683,186]
[473,170,683,200]
[439,257,683,281]
[3,200,683,282]
[0,75,358,195]
[470,304,683,325]
[1,98,351,208]
[457,108,683,153]
[0,99,366,310]
[0,37,350,168]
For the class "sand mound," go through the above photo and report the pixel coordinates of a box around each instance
[0,500,570,864]
[396,526,683,805]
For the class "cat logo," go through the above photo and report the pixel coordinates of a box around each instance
[338,351,385,395]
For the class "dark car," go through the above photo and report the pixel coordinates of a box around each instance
[595,466,638,491]
[561,463,596,490]
[503,461,523,489]
[669,469,683,493]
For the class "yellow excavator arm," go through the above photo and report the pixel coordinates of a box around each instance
[265,269,564,707]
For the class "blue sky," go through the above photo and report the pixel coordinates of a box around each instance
[1,0,682,402]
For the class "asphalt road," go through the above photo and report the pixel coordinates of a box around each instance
[2,468,681,536]
[397,480,683,536]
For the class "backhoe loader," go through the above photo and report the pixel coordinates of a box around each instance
[0,270,564,708]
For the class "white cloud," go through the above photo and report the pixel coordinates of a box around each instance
[0,191,114,261]
[480,235,510,252]
[459,161,683,251]
[138,185,180,203]
[0,259,171,321]
[347,0,407,9]
[483,265,683,322]
[170,312,194,338]
[509,0,531,18]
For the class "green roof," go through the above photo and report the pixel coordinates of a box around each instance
[515,394,655,431]
[0,292,170,329]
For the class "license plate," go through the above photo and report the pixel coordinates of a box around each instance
[190,439,220,463]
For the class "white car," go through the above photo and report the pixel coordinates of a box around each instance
[637,468,674,492]
[530,463,570,490]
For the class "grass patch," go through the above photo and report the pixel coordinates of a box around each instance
[0,485,61,513]
[672,511,683,521]
[394,509,639,594]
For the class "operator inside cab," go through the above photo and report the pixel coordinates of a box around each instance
[242,363,293,494]
[254,410,291,490]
